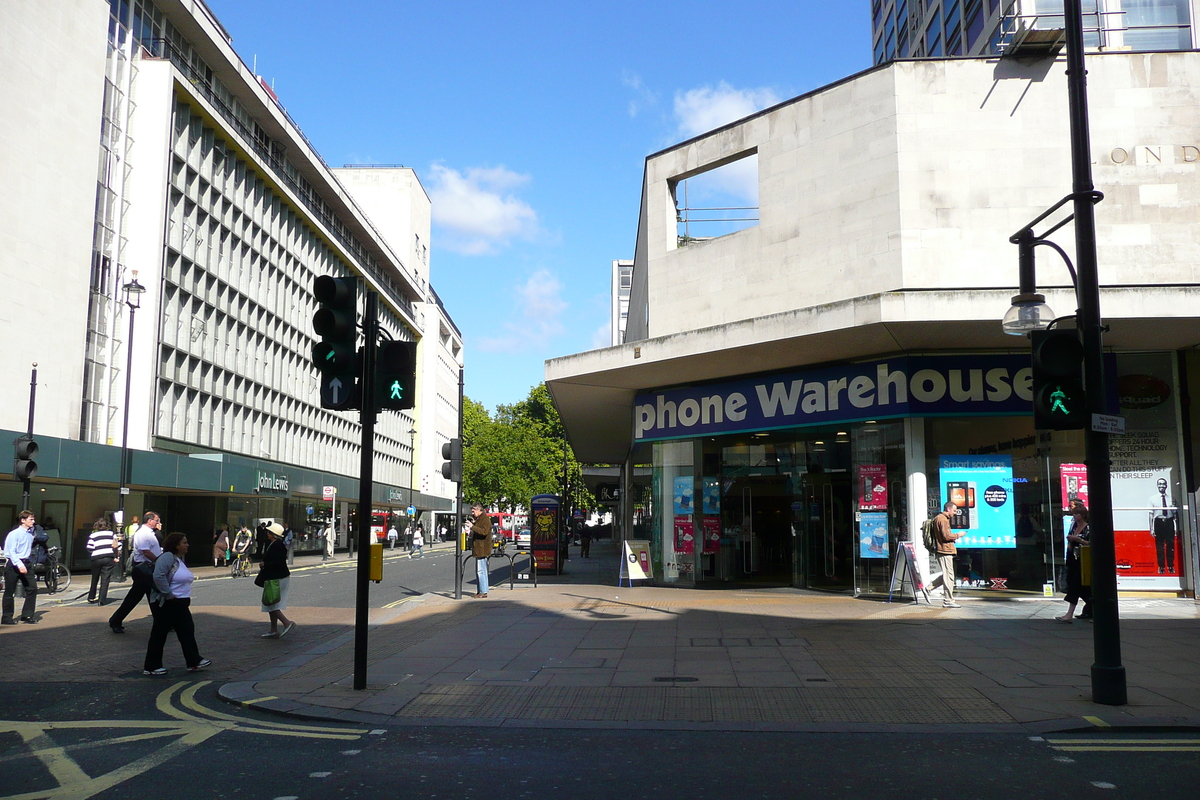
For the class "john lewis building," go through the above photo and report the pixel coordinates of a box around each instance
[0,0,462,566]
[547,52,1200,597]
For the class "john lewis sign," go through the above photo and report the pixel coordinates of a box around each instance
[634,355,1033,441]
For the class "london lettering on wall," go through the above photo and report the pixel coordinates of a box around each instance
[633,355,1035,441]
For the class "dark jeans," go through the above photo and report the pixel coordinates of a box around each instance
[144,598,202,671]
[2,561,38,621]
[1064,552,1092,612]
[1153,518,1176,572]
[89,556,116,603]
[109,564,154,627]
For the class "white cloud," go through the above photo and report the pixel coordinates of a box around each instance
[673,81,781,139]
[478,269,567,354]
[428,164,539,255]
[672,82,779,205]
[622,70,658,118]
[590,319,612,349]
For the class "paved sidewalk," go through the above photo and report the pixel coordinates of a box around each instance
[219,540,1200,733]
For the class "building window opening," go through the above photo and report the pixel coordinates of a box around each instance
[673,151,760,247]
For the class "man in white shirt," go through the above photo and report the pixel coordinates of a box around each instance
[2,510,40,624]
[1149,477,1177,574]
[107,511,164,633]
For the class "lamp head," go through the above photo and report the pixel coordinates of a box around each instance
[1001,292,1054,335]
[122,270,146,310]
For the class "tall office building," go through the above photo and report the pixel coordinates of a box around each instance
[870,0,1197,63]
[611,260,633,347]
[0,0,462,565]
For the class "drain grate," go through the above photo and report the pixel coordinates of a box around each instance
[654,676,699,683]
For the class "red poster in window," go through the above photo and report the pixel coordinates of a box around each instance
[674,516,695,554]
[702,516,721,554]
[1060,463,1089,510]
[858,464,888,510]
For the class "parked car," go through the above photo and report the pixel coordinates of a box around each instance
[516,528,531,548]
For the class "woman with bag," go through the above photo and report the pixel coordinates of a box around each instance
[257,522,296,638]
[213,524,230,568]
[143,533,210,675]
[1056,505,1093,623]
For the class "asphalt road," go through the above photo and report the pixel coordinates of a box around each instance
[5,551,1199,799]
[2,678,1199,799]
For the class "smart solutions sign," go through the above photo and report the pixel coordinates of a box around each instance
[634,355,1033,441]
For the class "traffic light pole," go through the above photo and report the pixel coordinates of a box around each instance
[453,365,464,601]
[353,289,378,692]
[22,364,37,511]
[1063,0,1125,705]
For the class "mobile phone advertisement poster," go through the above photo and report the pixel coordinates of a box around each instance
[939,456,1016,548]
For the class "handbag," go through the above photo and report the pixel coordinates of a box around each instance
[261,578,281,606]
[254,570,266,587]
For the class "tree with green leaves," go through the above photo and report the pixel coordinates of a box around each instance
[462,384,594,514]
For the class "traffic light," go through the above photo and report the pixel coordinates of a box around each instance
[375,340,417,411]
[312,275,360,410]
[13,436,38,481]
[441,438,463,482]
[1031,328,1086,430]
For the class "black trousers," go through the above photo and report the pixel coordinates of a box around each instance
[109,564,154,627]
[2,561,38,621]
[1153,518,1176,572]
[144,598,202,671]
[89,556,115,603]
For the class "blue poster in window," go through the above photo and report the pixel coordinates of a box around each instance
[701,478,721,515]
[673,476,694,516]
[859,512,889,559]
[939,455,1016,548]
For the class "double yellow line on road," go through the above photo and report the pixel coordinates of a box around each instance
[1047,737,1200,752]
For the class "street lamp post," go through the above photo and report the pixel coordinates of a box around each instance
[116,271,146,581]
[1002,0,1126,706]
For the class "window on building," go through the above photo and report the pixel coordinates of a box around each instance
[673,151,760,247]
[1123,0,1193,51]
[946,1,963,54]
[926,9,943,55]
[966,0,985,48]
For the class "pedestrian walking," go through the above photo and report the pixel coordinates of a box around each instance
[258,522,296,639]
[121,515,139,577]
[1057,505,1093,623]
[213,524,230,568]
[404,524,414,553]
[387,523,399,550]
[86,517,120,605]
[469,504,492,598]
[143,533,210,675]
[108,511,164,634]
[410,526,425,558]
[933,501,964,608]
[580,526,592,558]
[2,510,40,625]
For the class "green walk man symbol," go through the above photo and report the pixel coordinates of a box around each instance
[390,380,403,401]
[1051,386,1070,417]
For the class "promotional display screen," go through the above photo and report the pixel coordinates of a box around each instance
[939,456,1016,548]
[858,511,889,559]
[530,494,560,574]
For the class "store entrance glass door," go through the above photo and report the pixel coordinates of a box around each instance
[799,470,855,592]
[721,476,793,586]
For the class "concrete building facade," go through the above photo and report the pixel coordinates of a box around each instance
[0,0,462,566]
[547,52,1200,598]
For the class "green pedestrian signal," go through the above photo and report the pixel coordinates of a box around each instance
[375,340,417,411]
[1031,329,1086,430]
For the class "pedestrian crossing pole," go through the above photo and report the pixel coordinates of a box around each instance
[353,290,378,691]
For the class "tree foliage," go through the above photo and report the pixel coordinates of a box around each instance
[462,384,593,513]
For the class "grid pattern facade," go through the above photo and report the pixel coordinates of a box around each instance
[871,0,1195,64]
[81,0,419,486]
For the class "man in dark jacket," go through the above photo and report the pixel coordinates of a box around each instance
[934,501,964,608]
[469,504,492,598]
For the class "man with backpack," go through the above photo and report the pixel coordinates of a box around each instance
[931,501,964,608]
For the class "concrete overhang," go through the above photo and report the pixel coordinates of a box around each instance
[546,287,1200,464]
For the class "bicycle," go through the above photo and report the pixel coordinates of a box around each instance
[230,551,252,578]
[34,547,71,594]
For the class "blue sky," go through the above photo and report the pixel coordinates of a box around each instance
[205,1,872,414]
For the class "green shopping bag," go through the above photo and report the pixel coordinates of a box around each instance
[261,578,281,606]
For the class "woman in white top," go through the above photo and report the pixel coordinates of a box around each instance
[409,526,425,558]
[143,533,211,675]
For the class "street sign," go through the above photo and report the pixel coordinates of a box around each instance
[1091,413,1127,434]
[322,485,336,501]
